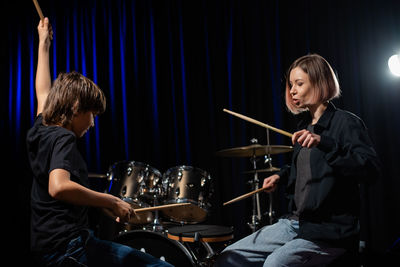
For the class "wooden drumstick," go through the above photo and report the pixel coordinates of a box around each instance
[104,202,192,223]
[223,187,266,206]
[135,202,191,213]
[32,0,45,20]
[223,109,293,138]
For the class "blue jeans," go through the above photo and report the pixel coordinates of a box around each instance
[41,230,173,267]
[214,219,345,267]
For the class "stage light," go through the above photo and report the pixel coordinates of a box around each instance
[388,54,400,77]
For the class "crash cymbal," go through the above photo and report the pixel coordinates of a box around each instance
[243,166,280,174]
[216,144,293,157]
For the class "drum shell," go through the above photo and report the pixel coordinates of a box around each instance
[162,166,213,223]
[107,161,163,201]
[105,161,162,225]
[113,230,196,267]
[167,224,234,243]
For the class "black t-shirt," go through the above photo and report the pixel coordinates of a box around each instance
[293,124,314,218]
[26,114,89,254]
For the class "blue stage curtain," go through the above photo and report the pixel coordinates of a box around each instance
[4,0,400,263]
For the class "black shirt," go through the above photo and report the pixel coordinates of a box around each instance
[26,114,89,253]
[278,102,380,248]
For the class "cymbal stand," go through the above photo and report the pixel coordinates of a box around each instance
[265,129,275,225]
[247,138,262,232]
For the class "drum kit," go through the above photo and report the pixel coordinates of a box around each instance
[31,0,293,261]
[89,109,293,266]
[104,162,214,229]
[94,161,227,266]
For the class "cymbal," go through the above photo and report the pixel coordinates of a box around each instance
[216,144,293,157]
[243,166,280,174]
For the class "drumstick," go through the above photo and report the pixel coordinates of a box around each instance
[223,109,293,138]
[135,203,191,213]
[223,187,266,206]
[103,202,192,222]
[88,173,108,179]
[32,0,45,20]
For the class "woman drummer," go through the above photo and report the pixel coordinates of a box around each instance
[214,54,380,266]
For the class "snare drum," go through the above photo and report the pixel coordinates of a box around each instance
[166,224,234,266]
[167,225,234,243]
[162,166,213,223]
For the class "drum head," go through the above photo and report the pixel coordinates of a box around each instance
[114,230,195,267]
[167,225,234,243]
[162,200,207,223]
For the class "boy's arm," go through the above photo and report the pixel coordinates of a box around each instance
[35,17,53,115]
[49,168,136,223]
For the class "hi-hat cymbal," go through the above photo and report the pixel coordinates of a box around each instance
[216,144,293,157]
[243,166,280,174]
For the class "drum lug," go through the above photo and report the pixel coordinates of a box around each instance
[126,166,132,176]
[137,171,145,183]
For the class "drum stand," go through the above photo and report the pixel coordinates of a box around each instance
[247,138,262,232]
[145,194,164,232]
[247,132,277,232]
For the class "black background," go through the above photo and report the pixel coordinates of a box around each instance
[3,0,400,265]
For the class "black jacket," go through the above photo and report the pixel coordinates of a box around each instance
[278,102,380,249]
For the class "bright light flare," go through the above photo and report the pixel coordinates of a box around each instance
[388,54,400,77]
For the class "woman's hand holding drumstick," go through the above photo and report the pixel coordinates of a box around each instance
[222,108,321,148]
[224,174,280,206]
[262,174,280,193]
[221,109,286,206]
[223,109,293,138]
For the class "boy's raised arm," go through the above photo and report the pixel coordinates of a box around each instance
[35,17,53,115]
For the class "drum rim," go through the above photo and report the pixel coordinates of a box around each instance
[114,230,195,265]
[167,225,234,243]
[168,224,234,243]
[163,165,209,177]
[167,233,234,243]
[109,160,162,176]
[163,198,211,209]
[167,225,234,237]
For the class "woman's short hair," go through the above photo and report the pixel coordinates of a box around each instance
[42,71,106,126]
[285,54,340,114]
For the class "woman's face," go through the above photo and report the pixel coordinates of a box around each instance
[70,111,95,137]
[288,67,315,109]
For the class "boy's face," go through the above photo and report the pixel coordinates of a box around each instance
[70,111,94,137]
